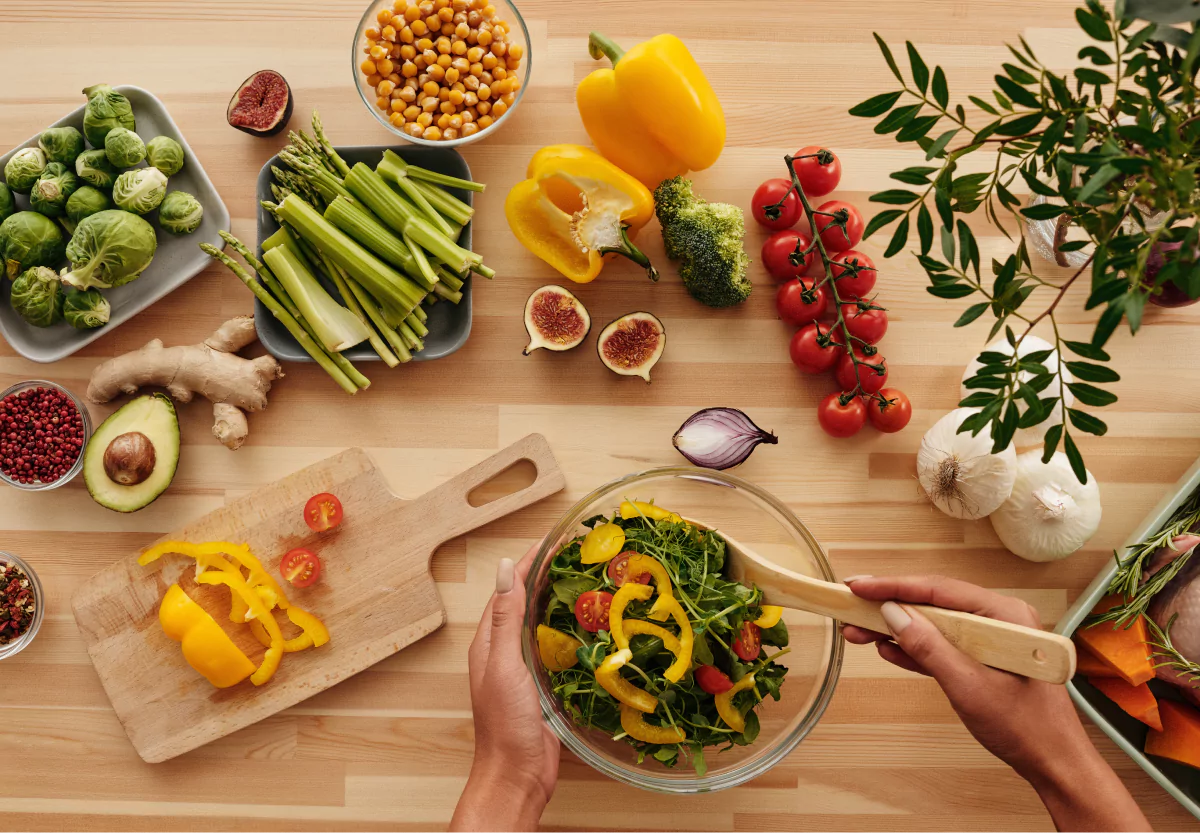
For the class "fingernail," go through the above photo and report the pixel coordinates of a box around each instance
[496,558,515,594]
[843,575,872,584]
[880,601,911,636]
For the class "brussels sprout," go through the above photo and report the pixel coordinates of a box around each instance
[82,84,136,148]
[10,266,65,328]
[146,135,184,176]
[75,149,118,189]
[0,184,13,223]
[62,286,110,329]
[66,186,111,224]
[158,190,204,235]
[29,162,80,218]
[3,147,47,194]
[61,209,157,290]
[104,127,146,168]
[112,167,167,215]
[38,126,85,166]
[0,211,66,279]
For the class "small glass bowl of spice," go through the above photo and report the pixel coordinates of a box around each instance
[0,381,91,491]
[0,552,43,660]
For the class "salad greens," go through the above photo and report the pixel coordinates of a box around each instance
[541,507,789,775]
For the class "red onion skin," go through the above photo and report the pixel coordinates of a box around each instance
[672,408,777,470]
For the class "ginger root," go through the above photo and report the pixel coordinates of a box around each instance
[87,316,284,450]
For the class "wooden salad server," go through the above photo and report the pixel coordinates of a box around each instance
[708,523,1077,684]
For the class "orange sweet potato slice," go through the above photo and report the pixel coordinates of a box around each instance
[1087,676,1163,731]
[1075,640,1119,678]
[1076,595,1156,686]
[1145,700,1200,770]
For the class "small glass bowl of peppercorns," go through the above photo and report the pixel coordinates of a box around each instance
[0,381,92,491]
[0,552,43,660]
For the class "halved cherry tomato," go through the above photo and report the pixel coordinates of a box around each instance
[695,664,735,695]
[835,348,888,395]
[867,388,913,434]
[830,250,877,297]
[817,392,867,438]
[304,493,344,532]
[732,621,762,661]
[794,146,842,197]
[575,590,614,633]
[608,551,653,587]
[814,200,864,251]
[280,548,322,588]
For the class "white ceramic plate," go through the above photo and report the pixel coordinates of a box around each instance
[0,85,229,363]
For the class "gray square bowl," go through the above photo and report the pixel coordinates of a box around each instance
[0,85,230,363]
[1057,456,1200,820]
[254,145,472,362]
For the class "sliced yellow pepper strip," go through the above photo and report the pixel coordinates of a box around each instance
[620,703,685,744]
[196,569,283,687]
[287,606,330,648]
[537,624,583,672]
[754,606,784,629]
[654,595,694,683]
[158,584,255,689]
[609,582,655,650]
[139,540,290,610]
[623,619,681,654]
[596,648,658,713]
[619,500,682,524]
[623,554,675,622]
[714,673,757,733]
[580,522,626,564]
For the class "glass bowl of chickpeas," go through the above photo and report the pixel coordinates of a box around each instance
[355,0,530,146]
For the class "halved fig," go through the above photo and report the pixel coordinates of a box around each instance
[524,285,591,355]
[227,70,294,137]
[597,312,665,382]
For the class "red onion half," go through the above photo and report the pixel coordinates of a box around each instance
[672,408,777,470]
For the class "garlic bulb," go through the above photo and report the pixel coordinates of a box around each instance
[990,450,1101,562]
[917,408,1018,520]
[960,336,1074,446]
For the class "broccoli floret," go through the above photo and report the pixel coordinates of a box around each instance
[653,176,752,308]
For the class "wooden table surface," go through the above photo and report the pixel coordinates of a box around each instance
[2,0,1199,829]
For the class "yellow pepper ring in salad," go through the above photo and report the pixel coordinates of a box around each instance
[620,703,686,744]
[609,582,655,650]
[580,522,627,564]
[622,619,682,654]
[654,595,694,683]
[619,500,683,524]
[714,673,757,733]
[754,605,784,629]
[623,553,675,621]
[596,648,659,713]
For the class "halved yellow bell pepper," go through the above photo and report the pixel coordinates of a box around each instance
[714,673,757,733]
[621,703,686,744]
[610,582,655,650]
[596,648,659,713]
[754,606,784,629]
[196,569,284,687]
[537,624,583,671]
[505,144,657,284]
[619,500,682,524]
[158,584,255,689]
[578,32,725,188]
[623,619,682,655]
[580,522,626,564]
[654,595,694,683]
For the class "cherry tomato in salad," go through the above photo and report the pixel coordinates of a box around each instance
[732,621,762,661]
[817,392,867,438]
[575,590,614,633]
[761,230,814,281]
[835,348,888,394]
[841,302,889,344]
[695,664,735,694]
[814,200,864,251]
[304,492,344,532]
[751,178,801,230]
[830,250,877,297]
[607,551,652,587]
[776,278,828,326]
[867,388,913,433]
[280,548,322,588]
[793,145,841,197]
[789,323,843,374]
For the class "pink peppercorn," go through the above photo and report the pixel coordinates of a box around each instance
[0,386,84,485]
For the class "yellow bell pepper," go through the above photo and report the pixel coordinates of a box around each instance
[577,32,726,188]
[623,619,682,655]
[580,522,627,564]
[654,595,694,683]
[619,500,682,524]
[596,648,659,713]
[609,582,655,650]
[714,673,757,733]
[158,584,255,689]
[623,553,675,622]
[196,569,284,687]
[621,703,686,744]
[504,144,658,284]
[754,606,784,629]
[537,624,583,671]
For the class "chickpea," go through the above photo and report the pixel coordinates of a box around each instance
[508,77,521,92]
[428,63,446,81]
[361,58,378,75]
[417,111,434,126]
[464,89,479,106]
[449,113,464,129]
[365,26,381,38]
[461,122,479,136]
[400,43,417,60]
[418,72,430,85]
[399,85,418,101]
[441,22,455,35]
[422,95,440,112]
[378,79,397,97]
[411,18,427,35]
[377,8,393,24]
[405,76,420,88]
[390,111,406,127]
[452,0,468,9]
[376,58,395,76]
[464,74,480,92]
[481,52,497,69]
[423,125,442,140]
[404,4,421,20]
[444,127,459,140]
[478,83,492,100]
[501,91,516,106]
[420,80,438,97]
[437,113,451,129]
[425,14,441,30]
[467,29,479,44]
[452,80,466,92]
[439,85,451,100]
[392,0,407,10]
[492,78,510,95]
[434,0,450,8]
[419,0,434,13]
[391,98,406,113]
[452,39,467,55]
[437,52,453,67]
[417,36,434,50]
[451,56,470,72]
[453,10,468,24]
[415,56,427,70]
[477,29,492,46]
[438,6,454,21]
[405,122,424,137]
[400,26,415,42]
[404,104,421,120]
[376,95,389,110]
[389,71,403,84]
[366,73,383,87]
[477,114,494,129]
[467,46,484,63]
[480,71,493,86]
[461,107,476,122]
[508,43,524,61]
[382,25,397,41]
[490,40,506,57]
[477,100,490,114]
[493,68,507,83]
[442,67,458,84]
[483,4,496,16]
[490,99,507,118]
[440,100,456,114]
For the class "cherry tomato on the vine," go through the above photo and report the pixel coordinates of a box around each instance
[751,178,801,230]
[607,552,652,587]
[840,302,889,344]
[695,665,734,694]
[776,278,828,326]
[867,388,913,433]
[575,590,614,633]
[830,250,877,297]
[817,392,867,438]
[814,200,864,251]
[834,348,888,394]
[793,145,841,197]
[761,230,814,281]
[732,621,762,661]
[789,323,843,374]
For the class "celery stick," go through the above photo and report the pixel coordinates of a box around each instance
[318,253,399,367]
[432,282,464,303]
[407,164,485,192]
[473,263,495,279]
[263,226,292,252]
[342,273,413,363]
[398,320,423,352]
[391,171,457,239]
[324,196,436,291]
[413,304,428,323]
[411,178,474,225]
[402,230,439,287]
[263,246,372,353]
[435,265,465,291]
[406,313,428,338]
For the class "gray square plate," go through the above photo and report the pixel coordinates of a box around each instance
[254,145,472,362]
[1057,456,1200,820]
[0,85,230,363]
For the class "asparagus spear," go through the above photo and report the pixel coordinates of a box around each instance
[341,272,413,363]
[312,111,352,179]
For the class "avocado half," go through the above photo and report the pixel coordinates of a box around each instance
[84,393,180,513]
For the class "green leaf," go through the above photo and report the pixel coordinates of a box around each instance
[891,166,938,185]
[1078,45,1114,65]
[1003,62,1038,85]
[1064,361,1119,383]
[927,283,976,299]
[995,75,1041,108]
[968,94,1000,116]
[1127,0,1200,25]
[896,114,942,142]
[1076,164,1121,202]
[863,209,904,241]
[995,112,1044,136]
[1042,424,1063,461]
[940,224,956,262]
[1021,203,1069,220]
[1020,167,1059,197]
[870,189,921,205]
[1063,431,1088,484]
[925,128,960,160]
[1151,23,1193,49]
[935,187,954,229]
[874,33,904,82]
[1064,340,1111,362]
[1068,409,1108,436]
[875,104,924,135]
[1068,382,1118,407]
[850,90,904,117]
[954,302,989,327]
[884,215,910,257]
[959,391,999,408]
[1075,67,1113,86]
[932,66,949,108]
[917,202,933,254]
[907,41,930,92]
[1047,72,1073,109]
[994,89,1014,111]
[1073,114,1091,151]
[993,401,1020,453]
[1076,7,1113,41]
[957,219,980,277]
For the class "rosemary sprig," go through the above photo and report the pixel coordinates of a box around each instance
[1145,614,1200,685]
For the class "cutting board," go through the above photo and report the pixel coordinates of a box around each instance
[72,434,565,763]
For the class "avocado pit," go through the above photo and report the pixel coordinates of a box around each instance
[103,431,156,486]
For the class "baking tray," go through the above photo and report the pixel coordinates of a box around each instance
[1057,455,1200,820]
[254,145,472,362]
[0,85,230,363]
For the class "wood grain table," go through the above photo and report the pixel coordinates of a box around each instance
[2,1,1198,829]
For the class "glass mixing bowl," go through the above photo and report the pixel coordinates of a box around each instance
[522,466,843,793]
